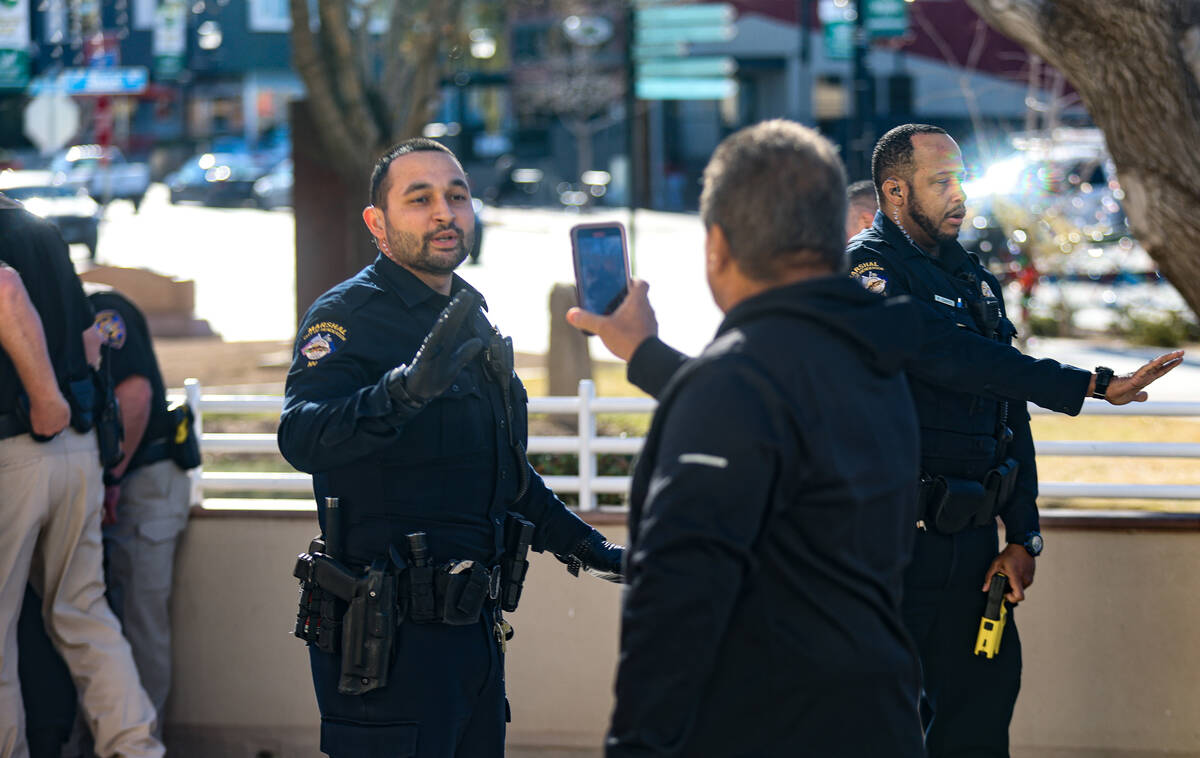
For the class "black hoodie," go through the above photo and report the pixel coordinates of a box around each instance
[607,276,926,757]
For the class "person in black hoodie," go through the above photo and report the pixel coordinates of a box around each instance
[596,119,927,756]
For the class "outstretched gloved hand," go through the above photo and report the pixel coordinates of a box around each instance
[558,529,625,583]
[386,290,484,412]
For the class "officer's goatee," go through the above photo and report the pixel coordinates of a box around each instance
[386,222,471,275]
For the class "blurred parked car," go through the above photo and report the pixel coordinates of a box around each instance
[166,153,267,207]
[50,144,150,211]
[0,169,101,259]
[253,159,292,210]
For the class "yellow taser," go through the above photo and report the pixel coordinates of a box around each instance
[974,573,1009,659]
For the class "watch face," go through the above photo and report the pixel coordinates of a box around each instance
[1025,533,1044,556]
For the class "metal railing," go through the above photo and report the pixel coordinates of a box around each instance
[177,379,1200,510]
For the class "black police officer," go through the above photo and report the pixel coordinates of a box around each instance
[847,123,1041,756]
[277,138,623,758]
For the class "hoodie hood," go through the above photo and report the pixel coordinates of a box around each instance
[718,275,921,375]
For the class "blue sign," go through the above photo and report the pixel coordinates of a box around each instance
[30,67,149,95]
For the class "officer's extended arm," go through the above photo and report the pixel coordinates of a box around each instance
[279,292,484,472]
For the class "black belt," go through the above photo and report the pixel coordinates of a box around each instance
[0,412,29,441]
[128,437,171,472]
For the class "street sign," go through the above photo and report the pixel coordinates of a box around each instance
[30,67,149,95]
[0,0,30,89]
[820,0,909,61]
[24,91,81,154]
[635,3,735,27]
[636,57,735,79]
[633,3,737,101]
[634,2,735,47]
[636,77,737,101]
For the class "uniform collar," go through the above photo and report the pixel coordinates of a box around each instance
[873,211,973,272]
[370,253,487,310]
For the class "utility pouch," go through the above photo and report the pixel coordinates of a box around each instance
[501,513,535,613]
[984,458,1021,521]
[927,476,991,535]
[406,532,438,624]
[338,558,398,696]
[292,545,345,654]
[67,375,96,433]
[434,562,491,626]
[166,401,202,470]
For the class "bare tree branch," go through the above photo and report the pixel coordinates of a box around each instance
[289,0,368,185]
[318,0,381,150]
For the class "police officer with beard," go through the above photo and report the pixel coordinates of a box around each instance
[278,138,623,758]
[843,123,1178,756]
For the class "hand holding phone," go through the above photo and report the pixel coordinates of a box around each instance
[570,222,630,318]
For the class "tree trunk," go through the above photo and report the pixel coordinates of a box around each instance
[292,100,374,325]
[968,0,1200,318]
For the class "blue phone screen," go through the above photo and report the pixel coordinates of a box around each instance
[575,227,627,315]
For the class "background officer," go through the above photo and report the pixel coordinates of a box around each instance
[277,138,623,758]
[90,285,193,738]
[0,193,162,757]
[846,122,1072,756]
[846,179,880,241]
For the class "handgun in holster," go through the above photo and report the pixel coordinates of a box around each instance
[974,572,1009,659]
[337,555,401,696]
[501,513,535,613]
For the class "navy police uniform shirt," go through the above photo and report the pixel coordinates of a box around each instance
[88,290,172,460]
[846,212,1039,540]
[278,253,591,568]
[0,197,94,415]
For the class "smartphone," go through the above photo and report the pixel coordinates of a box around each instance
[570,221,631,316]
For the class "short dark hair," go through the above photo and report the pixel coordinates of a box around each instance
[699,119,847,279]
[369,138,462,208]
[871,124,948,196]
[847,179,878,212]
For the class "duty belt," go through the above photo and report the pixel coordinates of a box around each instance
[127,437,171,472]
[917,458,1020,535]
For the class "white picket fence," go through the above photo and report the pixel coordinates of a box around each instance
[176,379,1200,511]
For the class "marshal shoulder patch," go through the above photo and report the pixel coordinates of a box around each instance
[980,280,995,298]
[849,261,889,295]
[94,310,126,349]
[300,321,348,366]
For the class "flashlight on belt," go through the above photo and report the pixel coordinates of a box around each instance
[974,572,1009,659]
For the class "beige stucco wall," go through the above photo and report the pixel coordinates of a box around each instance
[164,511,1200,757]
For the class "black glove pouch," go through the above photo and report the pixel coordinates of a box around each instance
[434,563,491,626]
[928,476,991,534]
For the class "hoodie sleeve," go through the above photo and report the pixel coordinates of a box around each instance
[626,336,689,399]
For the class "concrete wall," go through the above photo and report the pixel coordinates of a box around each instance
[163,509,1200,757]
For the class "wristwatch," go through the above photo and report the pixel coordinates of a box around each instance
[1092,366,1114,400]
[1022,531,1044,557]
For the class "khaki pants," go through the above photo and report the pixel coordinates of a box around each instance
[0,431,163,758]
[104,458,192,735]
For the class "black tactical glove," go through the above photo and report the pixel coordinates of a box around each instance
[557,529,625,584]
[386,290,484,413]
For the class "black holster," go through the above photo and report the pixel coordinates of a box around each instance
[293,543,401,696]
[338,558,399,696]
